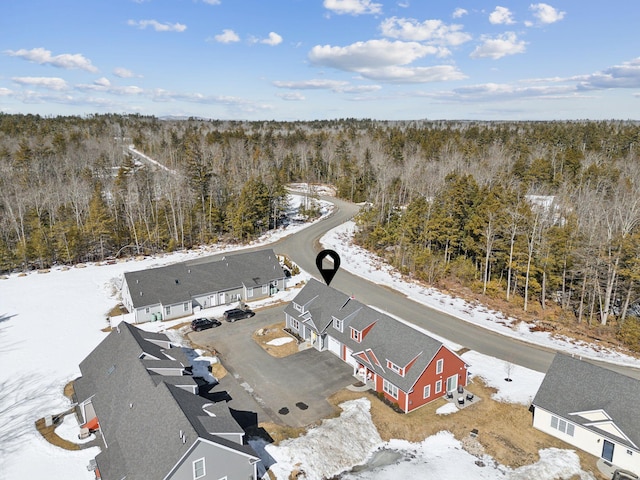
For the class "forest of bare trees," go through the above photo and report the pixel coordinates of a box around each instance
[1,113,640,349]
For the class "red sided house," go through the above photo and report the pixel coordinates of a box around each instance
[284,279,469,413]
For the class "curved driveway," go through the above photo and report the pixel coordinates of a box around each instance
[274,196,640,380]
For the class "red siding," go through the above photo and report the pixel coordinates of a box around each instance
[406,346,467,413]
[361,321,377,340]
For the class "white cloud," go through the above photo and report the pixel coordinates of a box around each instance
[76,79,144,96]
[127,19,187,32]
[309,39,439,71]
[201,0,221,4]
[323,0,382,15]
[276,92,305,101]
[274,79,383,93]
[261,32,283,46]
[576,57,640,90]
[214,29,240,43]
[452,8,468,18]
[12,76,69,91]
[5,47,98,72]
[357,65,466,83]
[380,17,471,46]
[0,87,13,96]
[470,32,526,59]
[113,67,141,78]
[94,77,111,87]
[529,3,565,24]
[489,6,515,25]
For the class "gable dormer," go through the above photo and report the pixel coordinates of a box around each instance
[350,320,377,343]
[332,316,343,332]
[386,360,405,377]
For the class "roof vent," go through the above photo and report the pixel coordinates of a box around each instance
[136,279,139,284]
[140,291,143,296]
[175,279,179,284]
[188,269,191,274]
[129,402,134,409]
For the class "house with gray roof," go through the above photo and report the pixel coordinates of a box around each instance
[284,279,469,413]
[531,353,640,475]
[121,248,286,323]
[74,322,260,480]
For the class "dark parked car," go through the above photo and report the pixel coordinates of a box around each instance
[223,308,255,322]
[191,317,221,331]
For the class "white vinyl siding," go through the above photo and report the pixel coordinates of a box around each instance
[436,358,444,374]
[193,458,205,479]
[383,379,399,399]
[262,284,268,294]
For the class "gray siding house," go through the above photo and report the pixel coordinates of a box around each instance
[532,354,640,475]
[74,323,260,480]
[122,248,286,323]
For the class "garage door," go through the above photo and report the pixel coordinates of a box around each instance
[327,336,341,357]
[344,347,358,368]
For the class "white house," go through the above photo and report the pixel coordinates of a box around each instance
[531,354,640,475]
[121,248,286,323]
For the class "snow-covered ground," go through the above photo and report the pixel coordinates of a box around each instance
[0,192,620,479]
[321,221,640,369]
[0,193,330,479]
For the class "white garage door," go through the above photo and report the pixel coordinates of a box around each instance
[328,336,341,356]
[344,347,358,368]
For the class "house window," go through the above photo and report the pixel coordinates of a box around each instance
[293,303,302,312]
[333,318,343,332]
[247,287,254,298]
[291,318,300,331]
[165,306,171,316]
[627,450,633,455]
[351,328,361,342]
[423,385,431,399]
[145,307,150,314]
[550,415,574,436]
[383,379,398,399]
[183,302,189,312]
[436,359,444,374]
[262,284,268,294]
[435,380,442,394]
[193,458,205,479]
[387,361,404,376]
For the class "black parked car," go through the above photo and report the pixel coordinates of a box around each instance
[223,308,255,322]
[191,317,221,331]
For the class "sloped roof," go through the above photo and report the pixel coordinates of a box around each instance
[124,248,284,309]
[78,323,258,480]
[288,279,452,393]
[532,353,640,450]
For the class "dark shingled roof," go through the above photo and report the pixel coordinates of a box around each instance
[124,248,284,309]
[287,279,455,393]
[532,353,640,450]
[78,323,258,480]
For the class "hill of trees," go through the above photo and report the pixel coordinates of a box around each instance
[1,113,639,349]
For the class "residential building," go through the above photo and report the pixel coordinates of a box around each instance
[284,279,469,413]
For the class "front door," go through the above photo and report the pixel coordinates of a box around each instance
[219,292,225,305]
[602,440,614,462]
[446,374,458,393]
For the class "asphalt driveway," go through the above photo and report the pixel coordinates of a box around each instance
[189,304,356,428]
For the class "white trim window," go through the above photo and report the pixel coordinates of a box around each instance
[383,379,399,399]
[386,361,404,377]
[436,358,444,374]
[193,458,206,479]
[293,302,302,312]
[165,305,171,316]
[183,302,189,312]
[333,318,343,332]
[350,328,361,342]
[145,307,150,314]
[247,287,254,298]
[262,284,268,294]
[423,384,431,399]
[290,318,300,331]
[550,415,575,436]
[435,380,442,394]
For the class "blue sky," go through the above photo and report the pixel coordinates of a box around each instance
[1,0,638,120]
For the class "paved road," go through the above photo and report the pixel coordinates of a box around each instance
[274,196,640,380]
[190,305,354,428]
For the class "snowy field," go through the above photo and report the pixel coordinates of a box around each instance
[0,193,624,479]
[0,193,330,479]
[321,221,640,369]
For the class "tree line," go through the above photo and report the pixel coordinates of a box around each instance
[1,113,640,348]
